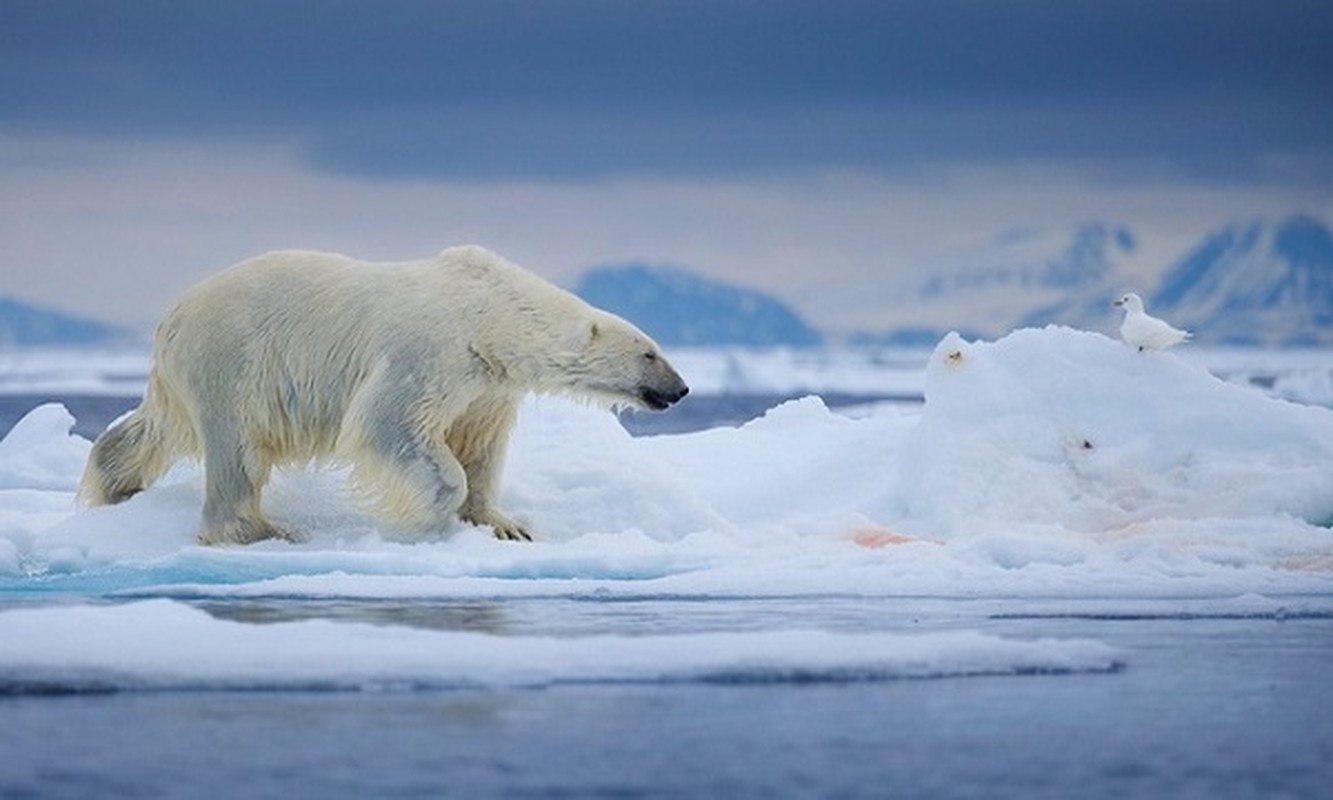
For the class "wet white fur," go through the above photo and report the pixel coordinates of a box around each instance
[79,246,685,544]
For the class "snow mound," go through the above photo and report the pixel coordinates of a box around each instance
[0,403,90,491]
[902,328,1333,538]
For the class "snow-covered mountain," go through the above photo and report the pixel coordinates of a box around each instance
[574,263,823,347]
[851,222,1139,344]
[855,215,1333,347]
[0,297,128,348]
[1148,215,1333,346]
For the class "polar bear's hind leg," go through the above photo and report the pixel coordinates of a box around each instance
[195,416,294,545]
[342,399,473,536]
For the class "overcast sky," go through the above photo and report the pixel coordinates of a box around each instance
[2,0,1331,333]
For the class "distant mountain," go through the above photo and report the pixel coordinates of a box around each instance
[0,297,128,348]
[844,222,1138,343]
[922,223,1135,297]
[849,215,1333,348]
[1149,215,1333,346]
[574,264,823,347]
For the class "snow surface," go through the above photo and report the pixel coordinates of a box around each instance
[2,327,1332,688]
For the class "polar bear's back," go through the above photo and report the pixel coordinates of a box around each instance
[164,245,570,334]
[157,247,504,357]
[147,245,587,460]
[157,250,388,381]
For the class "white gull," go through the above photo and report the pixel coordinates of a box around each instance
[1114,292,1191,352]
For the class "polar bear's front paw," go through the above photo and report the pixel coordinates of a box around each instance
[198,517,303,547]
[492,522,532,542]
[462,509,532,542]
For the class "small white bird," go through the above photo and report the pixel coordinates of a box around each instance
[1114,292,1191,352]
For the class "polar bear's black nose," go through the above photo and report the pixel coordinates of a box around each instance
[640,384,689,411]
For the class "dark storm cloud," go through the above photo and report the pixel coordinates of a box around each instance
[3,0,1331,180]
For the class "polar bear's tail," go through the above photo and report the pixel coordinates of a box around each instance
[78,371,190,506]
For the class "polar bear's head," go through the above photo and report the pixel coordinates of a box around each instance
[560,311,689,412]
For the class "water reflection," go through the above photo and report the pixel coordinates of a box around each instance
[194,599,509,634]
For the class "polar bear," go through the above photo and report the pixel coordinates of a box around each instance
[79,245,689,545]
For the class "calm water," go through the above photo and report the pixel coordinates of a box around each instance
[0,394,142,441]
[2,598,1330,800]
[2,394,1331,799]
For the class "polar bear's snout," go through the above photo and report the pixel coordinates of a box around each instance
[638,361,690,411]
[640,381,689,411]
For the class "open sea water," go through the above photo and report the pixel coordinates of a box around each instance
[2,394,1332,799]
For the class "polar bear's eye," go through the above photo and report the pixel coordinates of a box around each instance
[643,351,657,362]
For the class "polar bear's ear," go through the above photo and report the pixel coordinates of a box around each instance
[564,320,597,352]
